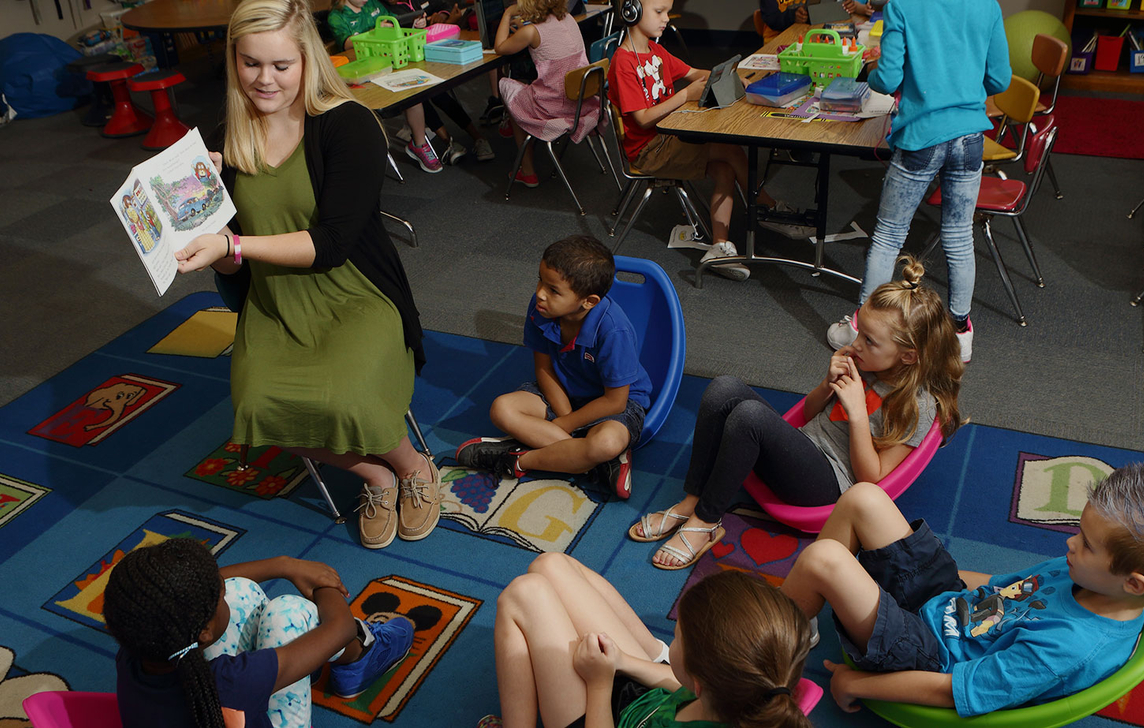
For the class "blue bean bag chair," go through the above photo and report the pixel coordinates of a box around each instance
[0,32,90,119]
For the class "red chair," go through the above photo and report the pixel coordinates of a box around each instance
[128,70,190,150]
[925,124,1058,326]
[742,396,943,534]
[85,62,152,138]
[23,691,122,728]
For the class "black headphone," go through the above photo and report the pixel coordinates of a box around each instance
[619,0,642,25]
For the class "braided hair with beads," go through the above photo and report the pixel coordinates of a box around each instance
[104,538,227,728]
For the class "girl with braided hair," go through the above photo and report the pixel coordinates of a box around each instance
[104,539,414,728]
[484,553,813,728]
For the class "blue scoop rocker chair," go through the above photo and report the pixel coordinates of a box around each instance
[609,255,686,447]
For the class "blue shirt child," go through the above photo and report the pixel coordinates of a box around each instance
[869,0,1010,150]
[522,294,653,411]
[918,556,1144,716]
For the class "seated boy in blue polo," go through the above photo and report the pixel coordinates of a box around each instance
[781,464,1144,717]
[456,235,652,499]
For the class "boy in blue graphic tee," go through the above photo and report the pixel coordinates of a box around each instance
[781,464,1144,717]
[456,235,652,500]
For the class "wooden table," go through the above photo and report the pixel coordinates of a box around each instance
[348,4,609,114]
[657,24,891,288]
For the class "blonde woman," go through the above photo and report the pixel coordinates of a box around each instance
[174,0,438,551]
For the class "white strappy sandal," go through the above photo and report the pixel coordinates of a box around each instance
[653,522,726,571]
[627,506,688,543]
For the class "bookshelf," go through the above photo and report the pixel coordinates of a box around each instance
[1062,3,1144,92]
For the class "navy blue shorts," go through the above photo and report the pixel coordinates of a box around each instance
[834,519,966,673]
[515,381,645,449]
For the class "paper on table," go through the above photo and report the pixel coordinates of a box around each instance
[854,91,896,118]
[108,128,236,296]
[738,53,780,71]
[371,69,446,92]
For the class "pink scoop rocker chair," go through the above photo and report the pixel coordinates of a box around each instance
[742,396,943,533]
[23,691,122,728]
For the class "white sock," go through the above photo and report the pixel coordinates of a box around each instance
[356,618,375,649]
[809,616,820,647]
[364,469,396,496]
[653,639,670,664]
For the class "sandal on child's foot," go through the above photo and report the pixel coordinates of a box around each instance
[653,522,725,571]
[628,506,688,542]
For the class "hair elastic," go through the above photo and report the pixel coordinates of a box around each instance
[168,641,200,662]
[903,280,920,290]
[763,686,792,699]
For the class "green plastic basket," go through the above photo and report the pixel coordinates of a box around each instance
[350,19,427,69]
[778,28,865,89]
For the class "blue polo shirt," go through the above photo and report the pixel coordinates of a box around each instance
[523,294,653,410]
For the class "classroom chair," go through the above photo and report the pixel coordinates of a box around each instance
[610,256,686,447]
[23,691,122,728]
[981,76,1039,168]
[588,31,623,63]
[66,54,119,127]
[505,59,616,216]
[924,124,1058,326]
[127,70,191,150]
[987,34,1068,119]
[841,627,1144,728]
[605,101,713,253]
[85,61,152,139]
[794,677,824,716]
[741,396,942,533]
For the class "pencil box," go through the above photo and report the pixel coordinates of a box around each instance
[424,38,483,64]
[425,23,460,42]
[745,73,813,107]
[820,77,870,111]
[336,56,393,84]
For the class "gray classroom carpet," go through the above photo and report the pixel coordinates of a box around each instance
[1,39,1142,451]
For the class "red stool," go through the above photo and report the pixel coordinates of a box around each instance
[67,53,120,127]
[86,62,152,138]
[128,70,191,150]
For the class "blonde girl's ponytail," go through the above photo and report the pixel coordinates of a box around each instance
[865,255,965,445]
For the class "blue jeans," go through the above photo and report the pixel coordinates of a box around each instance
[858,133,984,321]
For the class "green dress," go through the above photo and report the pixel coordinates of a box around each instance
[618,688,727,728]
[229,139,415,455]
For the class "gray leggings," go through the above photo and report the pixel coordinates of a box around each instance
[684,376,841,523]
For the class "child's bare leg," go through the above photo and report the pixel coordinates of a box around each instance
[706,158,736,243]
[527,553,663,661]
[487,69,501,99]
[781,539,883,650]
[490,392,571,448]
[707,142,777,208]
[495,573,586,728]
[404,105,429,146]
[510,117,535,176]
[518,420,628,474]
[817,482,915,554]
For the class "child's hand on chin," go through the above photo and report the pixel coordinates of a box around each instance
[573,632,620,687]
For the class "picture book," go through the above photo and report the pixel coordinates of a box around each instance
[372,68,445,92]
[738,53,780,71]
[109,128,235,296]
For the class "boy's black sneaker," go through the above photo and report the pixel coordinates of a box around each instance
[479,95,505,125]
[455,436,528,479]
[593,448,633,499]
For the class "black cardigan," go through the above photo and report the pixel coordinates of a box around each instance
[214,102,425,374]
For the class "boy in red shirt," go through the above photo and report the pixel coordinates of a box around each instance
[607,0,812,281]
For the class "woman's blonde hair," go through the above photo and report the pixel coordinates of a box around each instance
[677,571,814,728]
[224,0,364,173]
[864,255,965,446]
[517,0,568,24]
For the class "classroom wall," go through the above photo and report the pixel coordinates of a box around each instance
[2,0,127,42]
[673,0,1068,32]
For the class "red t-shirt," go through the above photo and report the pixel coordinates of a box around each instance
[607,41,691,161]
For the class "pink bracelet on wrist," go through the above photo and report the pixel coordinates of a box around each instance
[233,235,242,265]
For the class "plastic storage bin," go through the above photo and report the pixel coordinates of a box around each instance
[745,72,812,106]
[336,55,392,83]
[1131,48,1144,72]
[1094,34,1125,71]
[778,29,866,89]
[424,39,483,64]
[820,77,870,111]
[425,23,460,42]
[350,20,428,68]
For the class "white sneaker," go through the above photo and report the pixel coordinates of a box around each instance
[474,138,495,161]
[956,317,973,363]
[759,200,817,239]
[443,139,468,165]
[809,616,820,649]
[826,309,859,350]
[699,241,750,281]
